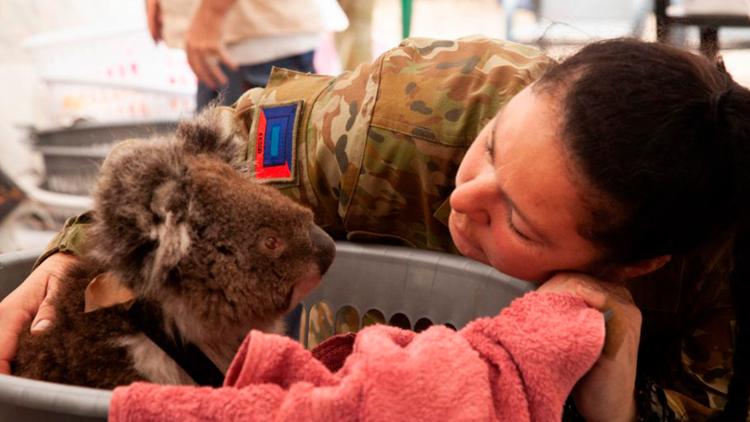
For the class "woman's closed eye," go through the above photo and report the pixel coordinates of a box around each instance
[484,134,535,244]
[506,209,535,243]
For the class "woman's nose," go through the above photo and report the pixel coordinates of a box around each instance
[450,173,495,225]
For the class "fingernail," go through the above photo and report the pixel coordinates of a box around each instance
[577,284,597,297]
[578,284,593,294]
[603,308,614,322]
[31,319,50,332]
[577,284,605,300]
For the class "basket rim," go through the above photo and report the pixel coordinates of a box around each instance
[0,373,111,417]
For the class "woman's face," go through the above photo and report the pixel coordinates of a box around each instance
[449,86,602,282]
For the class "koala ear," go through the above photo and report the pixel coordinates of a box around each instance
[147,179,191,283]
[176,107,247,172]
[91,140,192,286]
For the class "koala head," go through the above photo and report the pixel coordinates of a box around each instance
[85,108,334,337]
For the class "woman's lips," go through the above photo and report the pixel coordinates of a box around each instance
[449,212,485,263]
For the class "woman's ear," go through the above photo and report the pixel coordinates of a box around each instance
[607,255,672,281]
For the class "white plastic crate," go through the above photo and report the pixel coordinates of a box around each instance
[24,24,196,91]
[42,79,194,126]
[24,24,196,126]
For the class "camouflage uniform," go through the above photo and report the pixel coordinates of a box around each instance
[235,36,549,253]
[37,37,736,420]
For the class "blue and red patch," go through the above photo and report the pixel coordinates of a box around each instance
[254,102,301,183]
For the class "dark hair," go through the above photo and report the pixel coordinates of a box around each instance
[537,39,749,262]
[536,39,750,419]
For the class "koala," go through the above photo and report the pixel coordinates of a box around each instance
[13,109,335,389]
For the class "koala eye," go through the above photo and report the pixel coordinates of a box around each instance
[256,229,285,257]
[263,236,280,250]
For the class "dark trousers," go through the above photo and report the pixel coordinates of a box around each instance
[196,50,315,111]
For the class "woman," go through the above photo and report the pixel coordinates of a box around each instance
[1,37,748,420]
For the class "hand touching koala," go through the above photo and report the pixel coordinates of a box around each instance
[12,109,335,389]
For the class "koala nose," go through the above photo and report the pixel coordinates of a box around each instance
[310,225,335,275]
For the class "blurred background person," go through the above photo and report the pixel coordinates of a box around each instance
[335,0,375,71]
[146,0,348,110]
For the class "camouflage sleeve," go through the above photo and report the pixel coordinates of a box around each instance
[339,37,553,252]
[32,212,93,269]
[236,36,554,252]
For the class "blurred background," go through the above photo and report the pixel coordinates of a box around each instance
[1,0,750,253]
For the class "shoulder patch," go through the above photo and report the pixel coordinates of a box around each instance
[254,102,302,183]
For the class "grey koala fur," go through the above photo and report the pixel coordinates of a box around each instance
[12,108,335,389]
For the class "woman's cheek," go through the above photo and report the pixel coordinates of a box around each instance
[483,225,514,271]
[484,225,545,281]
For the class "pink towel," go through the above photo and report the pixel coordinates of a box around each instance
[110,292,604,421]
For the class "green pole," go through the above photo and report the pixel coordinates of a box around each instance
[401,0,412,39]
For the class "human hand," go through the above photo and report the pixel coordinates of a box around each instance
[185,1,238,89]
[538,272,640,422]
[0,253,77,374]
[145,0,162,43]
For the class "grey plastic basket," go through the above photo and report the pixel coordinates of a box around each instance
[0,243,533,421]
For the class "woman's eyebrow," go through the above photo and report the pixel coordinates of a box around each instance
[489,111,503,160]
